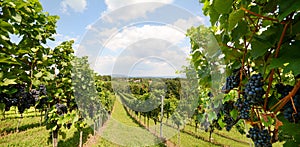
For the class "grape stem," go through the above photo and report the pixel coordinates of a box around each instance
[263,22,290,111]
[241,7,279,22]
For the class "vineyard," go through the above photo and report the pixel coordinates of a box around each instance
[1,0,300,147]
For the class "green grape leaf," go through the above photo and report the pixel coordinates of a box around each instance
[218,118,226,128]
[34,71,43,78]
[0,20,14,33]
[278,115,300,146]
[230,109,238,120]
[270,41,300,75]
[213,0,233,14]
[12,14,22,23]
[228,9,244,31]
[2,78,17,86]
[250,37,273,59]
[262,0,278,13]
[279,0,300,21]
[231,21,249,40]
[59,131,67,139]
[208,111,217,121]
[261,115,274,127]
[209,7,220,25]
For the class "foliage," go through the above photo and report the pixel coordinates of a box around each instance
[188,0,300,146]
[0,1,116,146]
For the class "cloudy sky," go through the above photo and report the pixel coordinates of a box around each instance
[39,0,210,77]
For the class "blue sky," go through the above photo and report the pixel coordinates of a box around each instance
[39,0,210,77]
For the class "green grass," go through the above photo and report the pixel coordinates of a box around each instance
[169,131,219,147]
[183,125,249,147]
[0,103,286,147]
[0,107,107,147]
[0,115,41,136]
[97,99,163,147]
[0,126,49,147]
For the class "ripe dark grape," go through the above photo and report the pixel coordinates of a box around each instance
[234,98,251,119]
[36,97,48,109]
[276,84,300,123]
[283,107,300,123]
[30,89,40,101]
[247,127,272,147]
[56,103,68,115]
[208,92,213,97]
[222,101,234,116]
[39,84,47,95]
[2,97,18,111]
[66,123,72,129]
[224,116,235,131]
[222,74,240,93]
[244,73,265,105]
[219,101,238,131]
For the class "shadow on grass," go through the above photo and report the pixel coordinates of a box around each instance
[0,122,42,136]
[1,114,43,120]
[123,106,166,147]
[123,107,145,129]
[58,127,93,147]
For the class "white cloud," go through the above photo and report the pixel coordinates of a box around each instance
[102,0,174,22]
[81,22,196,76]
[46,33,80,50]
[173,16,204,31]
[104,0,173,11]
[104,25,185,51]
[94,36,189,76]
[80,7,206,77]
[94,55,117,75]
[61,0,87,13]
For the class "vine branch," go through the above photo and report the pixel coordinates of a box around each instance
[263,22,290,111]
[241,7,279,22]
[273,80,300,114]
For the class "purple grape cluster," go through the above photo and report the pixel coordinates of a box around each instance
[244,73,265,105]
[222,75,240,93]
[276,84,300,123]
[234,98,251,119]
[247,127,272,147]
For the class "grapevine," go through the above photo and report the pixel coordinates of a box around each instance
[188,0,300,146]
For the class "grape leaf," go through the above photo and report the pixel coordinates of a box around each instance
[230,109,238,120]
[270,41,300,75]
[278,115,300,146]
[208,111,217,121]
[0,20,14,33]
[231,21,249,40]
[209,7,220,25]
[213,0,233,14]
[228,9,244,31]
[279,0,300,21]
[251,37,273,59]
[2,78,17,86]
[12,14,22,23]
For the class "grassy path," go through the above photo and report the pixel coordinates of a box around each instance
[93,99,163,147]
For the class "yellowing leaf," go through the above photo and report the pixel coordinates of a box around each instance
[2,78,17,86]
